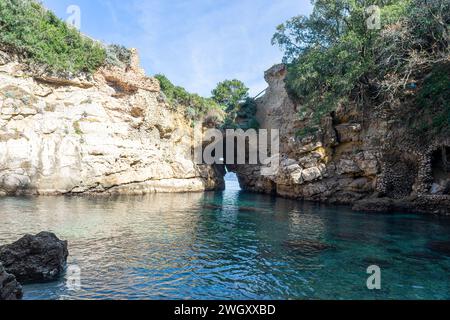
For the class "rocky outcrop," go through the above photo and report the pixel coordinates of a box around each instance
[0,232,68,283]
[0,49,223,195]
[0,263,22,300]
[234,64,450,215]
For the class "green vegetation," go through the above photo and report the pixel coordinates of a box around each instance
[415,63,450,133]
[0,0,252,126]
[72,120,82,135]
[154,74,223,122]
[295,127,319,139]
[211,80,259,129]
[155,75,258,128]
[0,0,256,128]
[0,0,105,74]
[211,79,249,109]
[272,0,450,130]
[105,44,132,68]
[0,0,133,75]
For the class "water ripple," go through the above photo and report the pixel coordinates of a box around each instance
[0,184,450,300]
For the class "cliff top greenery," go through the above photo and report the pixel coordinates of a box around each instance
[0,0,254,126]
[155,74,224,122]
[272,0,449,133]
[0,0,132,74]
[0,0,104,74]
[0,0,226,124]
[212,80,260,130]
[155,75,258,128]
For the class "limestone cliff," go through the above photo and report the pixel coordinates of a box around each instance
[0,50,224,195]
[234,64,450,215]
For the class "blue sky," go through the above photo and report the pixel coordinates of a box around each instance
[42,0,312,97]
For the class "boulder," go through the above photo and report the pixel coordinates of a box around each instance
[0,232,68,283]
[302,165,325,182]
[336,159,361,175]
[0,263,23,300]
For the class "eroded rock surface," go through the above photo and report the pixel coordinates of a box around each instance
[0,50,223,195]
[0,232,68,283]
[0,263,22,300]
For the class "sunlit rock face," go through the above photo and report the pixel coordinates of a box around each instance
[0,50,224,195]
[234,64,450,215]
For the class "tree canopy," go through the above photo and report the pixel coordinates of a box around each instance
[272,0,449,130]
[211,80,259,129]
[0,0,106,74]
[211,79,249,111]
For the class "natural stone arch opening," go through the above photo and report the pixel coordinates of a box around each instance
[430,146,450,195]
[223,169,242,191]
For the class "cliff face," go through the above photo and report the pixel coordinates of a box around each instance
[235,64,450,215]
[0,50,224,195]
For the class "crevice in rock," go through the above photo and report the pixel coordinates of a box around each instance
[430,146,450,195]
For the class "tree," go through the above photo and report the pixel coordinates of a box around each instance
[155,74,222,122]
[271,0,411,123]
[211,79,259,129]
[211,79,249,111]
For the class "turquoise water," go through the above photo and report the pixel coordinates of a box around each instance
[0,174,449,300]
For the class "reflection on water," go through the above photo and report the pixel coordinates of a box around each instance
[0,177,449,300]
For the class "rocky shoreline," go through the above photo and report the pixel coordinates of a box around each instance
[231,65,450,216]
[0,49,448,215]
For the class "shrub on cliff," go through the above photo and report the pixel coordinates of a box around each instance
[211,80,260,130]
[105,44,132,69]
[211,79,249,109]
[0,0,105,74]
[154,74,223,122]
[272,0,449,130]
[155,75,257,128]
[414,63,450,134]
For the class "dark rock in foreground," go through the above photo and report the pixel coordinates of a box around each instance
[0,263,22,300]
[0,232,68,283]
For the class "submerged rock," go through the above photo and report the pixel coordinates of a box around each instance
[332,232,369,242]
[238,206,262,213]
[0,232,68,283]
[361,257,393,268]
[283,239,335,255]
[426,241,450,257]
[202,204,222,210]
[404,251,443,261]
[202,204,264,213]
[0,263,23,300]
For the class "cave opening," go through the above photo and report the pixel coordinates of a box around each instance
[431,146,450,195]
